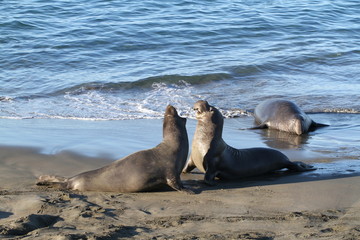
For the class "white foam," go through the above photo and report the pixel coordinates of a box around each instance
[323,108,360,114]
[1,80,358,121]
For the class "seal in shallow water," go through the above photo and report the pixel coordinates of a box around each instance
[37,105,191,193]
[183,100,315,185]
[253,99,328,135]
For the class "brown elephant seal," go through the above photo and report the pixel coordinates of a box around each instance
[183,100,315,185]
[253,99,328,135]
[37,105,191,193]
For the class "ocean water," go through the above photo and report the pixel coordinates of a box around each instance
[1,0,359,120]
[0,0,359,176]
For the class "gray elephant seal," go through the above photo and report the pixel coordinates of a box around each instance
[253,99,328,135]
[37,105,191,193]
[183,100,315,185]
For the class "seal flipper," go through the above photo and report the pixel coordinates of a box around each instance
[314,122,329,128]
[36,175,68,189]
[204,171,217,186]
[309,121,329,132]
[182,157,196,173]
[249,123,268,130]
[203,153,219,186]
[166,175,195,194]
[287,161,316,172]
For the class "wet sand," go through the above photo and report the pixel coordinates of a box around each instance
[1,115,359,239]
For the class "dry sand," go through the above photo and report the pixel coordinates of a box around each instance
[0,146,359,240]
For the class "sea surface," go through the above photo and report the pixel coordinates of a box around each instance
[0,0,359,175]
[1,0,359,120]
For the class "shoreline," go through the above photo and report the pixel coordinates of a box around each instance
[0,112,358,157]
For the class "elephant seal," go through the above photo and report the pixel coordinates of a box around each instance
[183,100,315,185]
[253,99,328,135]
[37,105,191,193]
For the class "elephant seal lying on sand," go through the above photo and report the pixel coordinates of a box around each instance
[183,100,315,185]
[37,105,191,193]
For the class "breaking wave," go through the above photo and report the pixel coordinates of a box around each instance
[40,73,232,98]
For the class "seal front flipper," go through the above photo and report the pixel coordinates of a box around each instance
[204,171,217,186]
[166,176,195,194]
[203,154,219,186]
[182,157,196,173]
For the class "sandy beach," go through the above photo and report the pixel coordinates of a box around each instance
[0,146,359,239]
[1,116,360,239]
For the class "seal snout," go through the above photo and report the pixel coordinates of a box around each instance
[165,105,179,117]
[165,105,186,124]
[193,100,211,114]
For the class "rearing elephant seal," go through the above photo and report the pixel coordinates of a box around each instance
[253,99,328,135]
[183,100,315,185]
[37,105,191,193]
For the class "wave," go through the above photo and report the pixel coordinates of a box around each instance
[0,97,13,102]
[1,101,358,121]
[317,108,360,114]
[1,110,358,121]
[222,108,360,118]
[45,72,233,97]
[1,80,199,120]
[2,71,359,120]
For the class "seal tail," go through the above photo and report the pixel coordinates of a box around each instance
[36,175,68,189]
[287,161,316,172]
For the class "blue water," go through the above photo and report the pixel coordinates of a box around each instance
[1,0,359,120]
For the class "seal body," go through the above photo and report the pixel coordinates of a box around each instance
[38,105,190,193]
[183,100,314,185]
[253,99,328,135]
